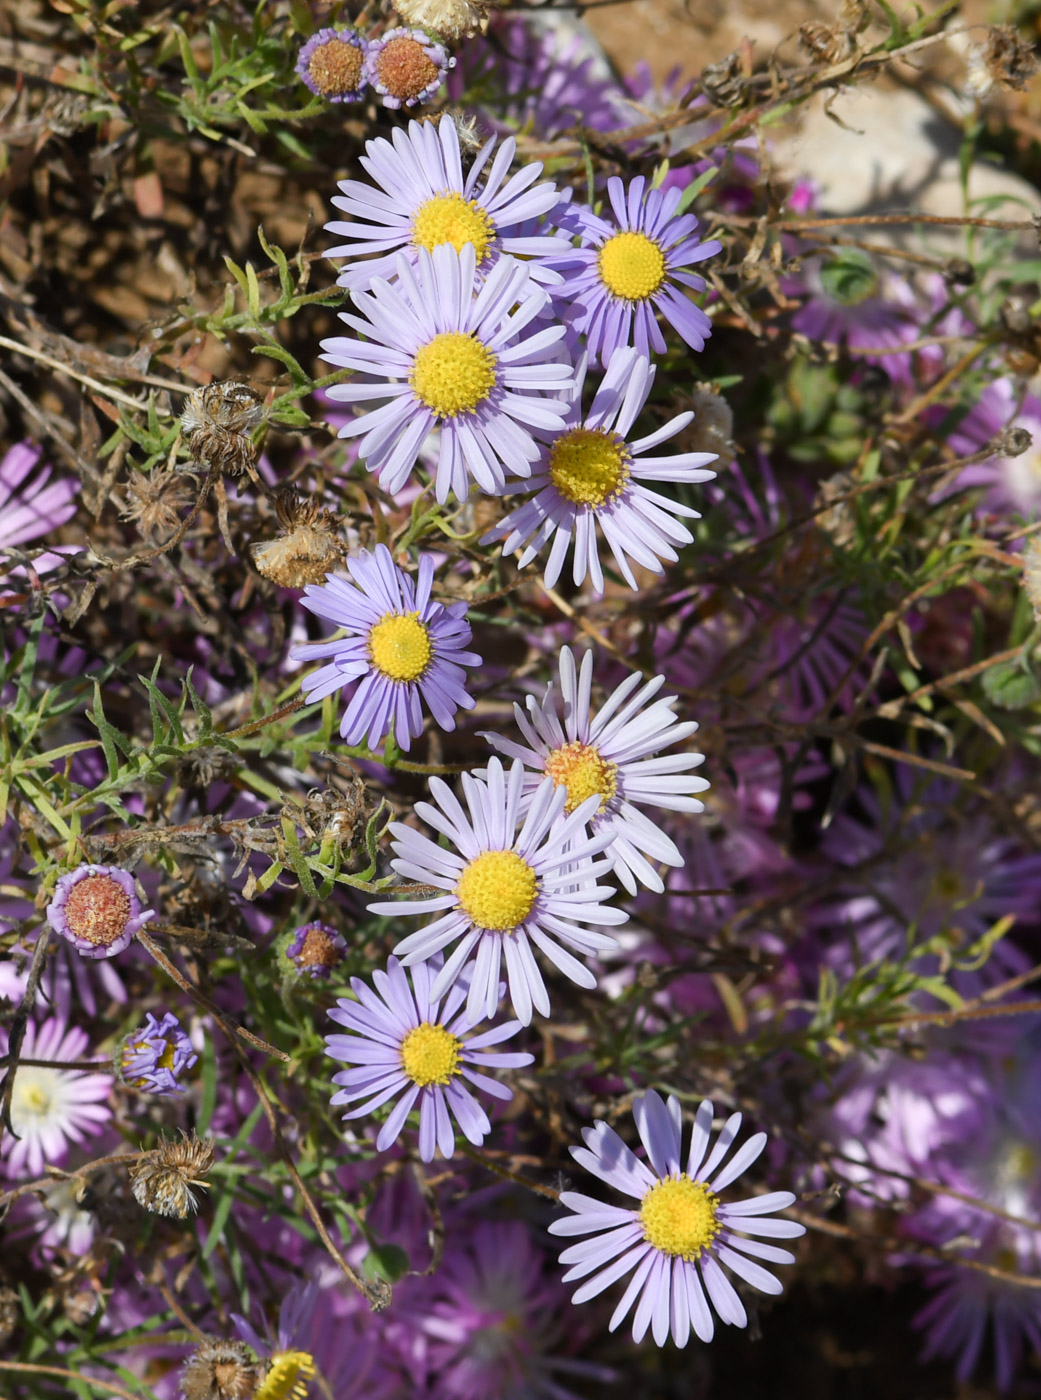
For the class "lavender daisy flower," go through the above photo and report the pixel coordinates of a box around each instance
[942,376,1041,518]
[284,920,347,980]
[0,1016,113,1178]
[368,757,628,1025]
[324,955,533,1162]
[363,29,454,110]
[291,544,480,753]
[295,27,367,103]
[326,117,567,292]
[548,1091,805,1347]
[322,245,574,504]
[119,1011,197,1095]
[788,249,919,381]
[483,346,716,592]
[483,646,708,894]
[560,176,721,365]
[0,441,80,591]
[46,864,155,960]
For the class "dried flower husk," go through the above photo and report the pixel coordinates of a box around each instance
[250,491,348,588]
[181,382,267,477]
[129,1130,216,1219]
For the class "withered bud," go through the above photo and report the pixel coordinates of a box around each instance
[1000,295,1034,337]
[250,491,348,588]
[180,1338,260,1400]
[699,51,746,107]
[392,0,495,42]
[437,107,485,157]
[993,425,1034,459]
[967,25,1039,96]
[180,382,267,477]
[121,468,195,542]
[681,384,735,460]
[130,1130,216,1219]
[798,21,854,65]
[814,470,858,550]
[942,258,976,288]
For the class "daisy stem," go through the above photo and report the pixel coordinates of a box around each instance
[458,1143,561,1201]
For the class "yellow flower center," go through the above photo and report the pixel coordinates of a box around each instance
[15,1079,53,1117]
[411,332,498,418]
[400,1021,462,1086]
[255,1351,317,1400]
[367,611,432,683]
[548,428,631,508]
[456,850,538,930]
[639,1175,720,1261]
[598,231,667,301]
[543,741,618,815]
[412,192,495,262]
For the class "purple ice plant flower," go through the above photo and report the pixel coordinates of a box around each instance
[119,1011,197,1095]
[558,176,721,365]
[363,29,454,111]
[409,1219,615,1399]
[483,346,716,593]
[368,756,628,1025]
[941,376,1041,518]
[789,249,919,381]
[322,245,574,504]
[291,544,480,753]
[548,1091,805,1346]
[482,645,708,894]
[0,1016,113,1177]
[0,441,79,590]
[325,955,532,1162]
[46,863,155,960]
[326,119,567,292]
[295,27,367,103]
[284,920,347,979]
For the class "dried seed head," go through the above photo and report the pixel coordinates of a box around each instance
[130,1130,216,1219]
[121,468,195,541]
[250,491,348,588]
[699,51,745,107]
[966,25,1039,98]
[391,0,495,42]
[681,385,734,460]
[180,1339,260,1400]
[181,383,267,477]
[798,21,854,64]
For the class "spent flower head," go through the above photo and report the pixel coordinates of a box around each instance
[47,864,155,959]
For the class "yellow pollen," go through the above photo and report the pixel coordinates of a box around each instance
[255,1350,317,1400]
[18,1082,53,1116]
[548,428,631,508]
[598,231,667,301]
[543,741,618,815]
[367,611,432,683]
[639,1175,720,1261]
[411,332,497,418]
[412,192,496,260]
[456,850,538,931]
[400,1021,462,1086]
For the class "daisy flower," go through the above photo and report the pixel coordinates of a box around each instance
[482,346,716,592]
[363,29,454,111]
[483,646,708,894]
[0,1016,113,1178]
[295,27,367,103]
[368,757,628,1025]
[560,175,721,365]
[324,955,533,1162]
[47,863,155,960]
[119,1011,197,1095]
[291,544,480,753]
[549,1091,805,1347]
[323,245,574,505]
[325,117,567,291]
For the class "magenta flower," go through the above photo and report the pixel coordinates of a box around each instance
[324,955,533,1162]
[369,757,628,1025]
[46,864,155,960]
[291,544,481,753]
[0,1016,113,1177]
[549,1091,804,1346]
[559,176,721,364]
